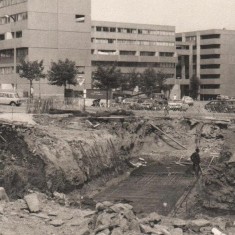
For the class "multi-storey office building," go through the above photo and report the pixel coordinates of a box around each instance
[0,0,91,97]
[176,29,235,100]
[91,21,177,85]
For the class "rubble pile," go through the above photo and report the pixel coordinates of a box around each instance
[83,201,235,235]
[201,161,235,212]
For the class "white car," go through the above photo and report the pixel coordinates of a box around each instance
[0,91,22,106]
[182,96,194,106]
[168,100,189,111]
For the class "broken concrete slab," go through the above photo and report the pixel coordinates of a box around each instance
[49,219,65,227]
[24,193,40,213]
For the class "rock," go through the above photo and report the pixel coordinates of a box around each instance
[129,219,141,233]
[190,218,211,227]
[140,224,170,235]
[96,202,105,211]
[76,227,90,235]
[154,225,171,235]
[147,212,162,224]
[96,228,110,235]
[50,219,65,227]
[111,227,123,235]
[211,227,226,235]
[189,219,211,232]
[48,211,58,217]
[24,193,40,213]
[170,228,183,235]
[172,218,188,228]
[0,203,5,214]
[110,203,133,213]
[0,187,9,202]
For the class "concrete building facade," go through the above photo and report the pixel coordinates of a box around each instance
[176,29,235,100]
[91,21,177,84]
[0,0,91,97]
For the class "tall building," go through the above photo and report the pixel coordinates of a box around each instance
[176,29,235,100]
[0,0,91,97]
[91,21,177,83]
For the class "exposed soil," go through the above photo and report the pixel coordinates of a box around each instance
[0,112,235,234]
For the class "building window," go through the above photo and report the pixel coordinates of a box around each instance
[75,15,85,23]
[201,64,220,69]
[120,51,136,56]
[96,27,102,32]
[201,74,220,79]
[0,34,4,40]
[0,66,14,74]
[201,44,220,49]
[0,12,27,25]
[140,51,155,56]
[201,34,220,40]
[176,37,182,42]
[201,84,220,89]
[0,0,27,8]
[16,31,22,38]
[200,54,220,59]
[159,52,174,57]
[97,50,117,55]
[110,27,116,32]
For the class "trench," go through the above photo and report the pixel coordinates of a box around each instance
[94,162,195,216]
[0,116,235,218]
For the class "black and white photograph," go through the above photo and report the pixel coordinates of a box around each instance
[0,0,235,234]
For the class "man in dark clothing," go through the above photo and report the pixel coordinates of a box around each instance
[190,148,202,177]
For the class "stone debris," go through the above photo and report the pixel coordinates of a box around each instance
[24,193,40,213]
[0,187,9,202]
[49,219,65,227]
[212,227,227,235]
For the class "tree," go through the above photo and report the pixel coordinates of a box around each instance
[189,75,200,100]
[92,64,122,106]
[140,67,157,97]
[17,59,45,98]
[47,59,78,94]
[120,68,141,92]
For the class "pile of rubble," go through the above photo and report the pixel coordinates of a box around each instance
[1,188,235,235]
[89,201,235,235]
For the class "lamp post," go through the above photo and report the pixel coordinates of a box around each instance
[5,15,17,91]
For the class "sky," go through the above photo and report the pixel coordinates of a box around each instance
[92,0,235,32]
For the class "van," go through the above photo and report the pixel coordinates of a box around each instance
[0,91,22,106]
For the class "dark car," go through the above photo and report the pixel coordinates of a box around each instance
[205,100,235,113]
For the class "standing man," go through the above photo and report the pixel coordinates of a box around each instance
[190,148,202,177]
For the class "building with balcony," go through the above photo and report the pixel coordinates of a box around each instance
[91,21,177,84]
[0,0,91,97]
[176,29,235,100]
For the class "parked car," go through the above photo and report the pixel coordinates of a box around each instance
[0,91,22,106]
[168,100,189,111]
[216,95,230,100]
[205,100,235,113]
[182,96,194,106]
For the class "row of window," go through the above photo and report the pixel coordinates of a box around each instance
[0,12,27,25]
[0,31,22,41]
[0,0,26,8]
[92,50,175,58]
[201,84,220,89]
[92,26,175,36]
[201,74,220,79]
[92,61,175,69]
[0,48,28,60]
[201,64,220,69]
[92,38,175,47]
[176,34,220,42]
[0,66,13,75]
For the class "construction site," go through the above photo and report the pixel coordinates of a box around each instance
[0,101,235,235]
